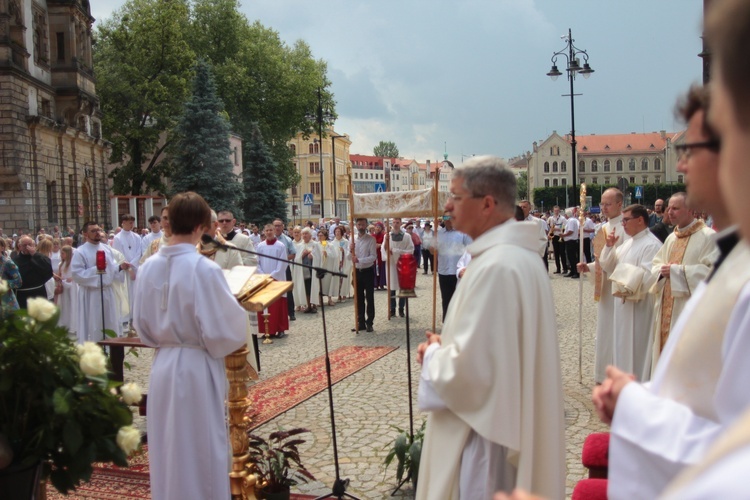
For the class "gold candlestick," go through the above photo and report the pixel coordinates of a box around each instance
[225,346,257,499]
[262,312,273,344]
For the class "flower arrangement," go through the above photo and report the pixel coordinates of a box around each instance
[0,293,142,493]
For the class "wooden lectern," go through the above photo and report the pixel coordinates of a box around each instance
[227,277,293,500]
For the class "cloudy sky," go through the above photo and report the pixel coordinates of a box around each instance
[92,0,705,163]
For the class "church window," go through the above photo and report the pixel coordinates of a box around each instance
[641,159,649,171]
[591,160,598,172]
[544,179,550,187]
[654,158,661,171]
[561,161,567,172]
[629,158,636,171]
[616,159,623,171]
[552,161,558,173]
[604,160,611,172]
[579,160,585,173]
[544,162,549,173]
[553,179,558,187]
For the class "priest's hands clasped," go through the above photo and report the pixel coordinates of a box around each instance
[416,331,441,364]
[591,365,636,425]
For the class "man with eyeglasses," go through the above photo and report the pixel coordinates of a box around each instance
[217,210,257,267]
[71,221,130,342]
[434,211,471,321]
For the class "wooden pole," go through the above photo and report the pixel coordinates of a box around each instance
[432,168,440,332]
[578,184,587,384]
[385,218,392,321]
[348,166,359,332]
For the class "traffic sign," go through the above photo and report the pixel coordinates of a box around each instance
[635,186,643,199]
[374,182,386,193]
[303,193,313,206]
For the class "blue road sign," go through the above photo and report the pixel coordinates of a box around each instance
[635,186,643,199]
[303,193,313,205]
[374,182,386,193]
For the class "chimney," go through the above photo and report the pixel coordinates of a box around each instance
[660,130,667,140]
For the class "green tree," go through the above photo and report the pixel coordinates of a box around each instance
[374,140,399,158]
[171,60,243,214]
[516,171,529,201]
[95,0,195,195]
[243,123,287,225]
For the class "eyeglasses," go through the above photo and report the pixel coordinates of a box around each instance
[217,219,233,223]
[442,216,452,221]
[448,192,483,202]
[675,140,720,160]
[621,217,636,224]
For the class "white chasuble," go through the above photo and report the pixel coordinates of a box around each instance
[134,243,247,500]
[416,220,565,500]
[292,240,321,306]
[608,241,750,500]
[600,227,661,381]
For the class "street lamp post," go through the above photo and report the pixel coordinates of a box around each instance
[308,87,333,220]
[546,28,594,198]
[331,134,346,217]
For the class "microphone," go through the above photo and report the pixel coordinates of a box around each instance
[200,234,346,278]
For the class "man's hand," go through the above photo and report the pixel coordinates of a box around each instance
[591,365,636,425]
[458,268,466,279]
[416,331,441,365]
[577,262,590,274]
[660,264,672,279]
[606,231,619,248]
[120,262,132,271]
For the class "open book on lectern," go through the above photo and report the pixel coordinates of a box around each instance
[222,266,272,302]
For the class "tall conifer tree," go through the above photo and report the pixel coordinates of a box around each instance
[243,123,287,225]
[171,60,243,213]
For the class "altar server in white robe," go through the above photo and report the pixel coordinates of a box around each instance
[293,228,320,312]
[647,192,717,367]
[593,83,750,499]
[56,245,77,339]
[416,156,565,500]
[578,188,629,383]
[317,230,340,306]
[381,218,414,317]
[332,226,352,301]
[133,192,246,500]
[113,214,143,333]
[597,204,661,381]
[71,221,129,343]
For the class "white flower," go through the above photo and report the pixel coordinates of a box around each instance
[120,382,142,405]
[79,350,107,376]
[76,341,102,357]
[116,426,141,455]
[0,280,8,295]
[27,297,57,322]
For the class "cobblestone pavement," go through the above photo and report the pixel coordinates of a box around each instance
[127,267,607,499]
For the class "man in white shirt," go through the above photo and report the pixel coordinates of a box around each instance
[548,206,568,274]
[562,210,580,278]
[351,218,377,332]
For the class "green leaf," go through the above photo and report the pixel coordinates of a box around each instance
[63,420,83,454]
[103,329,118,338]
[53,388,71,414]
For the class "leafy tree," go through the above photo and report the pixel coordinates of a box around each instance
[95,0,195,195]
[516,171,529,201]
[374,140,399,158]
[171,60,243,214]
[243,123,287,225]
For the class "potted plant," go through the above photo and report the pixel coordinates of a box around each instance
[0,293,142,498]
[383,420,426,490]
[247,426,315,500]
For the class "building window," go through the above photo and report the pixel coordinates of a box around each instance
[309,162,320,174]
[579,160,585,173]
[311,203,321,216]
[642,176,649,183]
[654,158,661,171]
[678,175,684,183]
[641,159,649,171]
[544,161,549,173]
[561,178,567,186]
[561,161,567,172]
[592,177,597,184]
[310,182,320,195]
[553,179,558,187]
[56,32,65,62]
[604,160,611,172]
[591,160,598,172]
[32,8,49,65]
[291,186,298,196]
[604,177,610,184]
[544,179,550,187]
[655,176,661,184]
[629,176,636,184]
[616,159,623,171]
[233,147,239,166]
[552,161,558,173]
[289,144,296,154]
[629,158,636,171]
[46,181,58,223]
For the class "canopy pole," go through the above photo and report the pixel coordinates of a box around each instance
[385,218,392,321]
[348,166,359,332]
[432,168,440,332]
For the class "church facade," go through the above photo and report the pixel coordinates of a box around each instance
[0,0,108,235]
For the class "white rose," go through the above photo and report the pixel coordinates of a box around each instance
[120,382,142,405]
[79,350,107,376]
[0,280,8,295]
[116,426,141,455]
[27,297,57,322]
[76,341,102,357]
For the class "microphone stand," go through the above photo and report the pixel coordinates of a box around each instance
[201,235,359,499]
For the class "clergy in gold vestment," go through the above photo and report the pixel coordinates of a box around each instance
[646,193,717,368]
[416,157,565,500]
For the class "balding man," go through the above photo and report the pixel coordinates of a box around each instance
[416,156,564,500]
[14,236,53,309]
[649,199,666,228]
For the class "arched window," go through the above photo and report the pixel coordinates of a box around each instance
[591,160,598,172]
[629,158,636,171]
[579,160,585,173]
[289,144,296,154]
[553,179,558,187]
[544,179,550,187]
[544,161,549,173]
[561,161,567,172]
[552,161,558,173]
[604,160,611,172]
[308,144,314,154]
[616,159,623,171]
[641,159,649,171]
[592,177,597,184]
[561,178,567,186]
[654,158,662,171]
[314,142,319,154]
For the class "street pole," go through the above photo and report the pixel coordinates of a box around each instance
[317,88,325,220]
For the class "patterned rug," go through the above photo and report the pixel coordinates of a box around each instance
[46,344,397,499]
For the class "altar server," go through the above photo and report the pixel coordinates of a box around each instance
[256,224,290,338]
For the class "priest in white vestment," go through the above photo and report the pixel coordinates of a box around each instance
[113,214,143,333]
[647,192,717,367]
[598,204,661,381]
[133,192,247,500]
[578,188,629,383]
[292,228,320,312]
[381,217,414,317]
[71,222,129,343]
[416,157,565,500]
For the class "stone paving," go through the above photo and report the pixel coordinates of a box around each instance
[127,268,607,499]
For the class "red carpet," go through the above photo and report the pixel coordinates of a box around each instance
[46,345,396,499]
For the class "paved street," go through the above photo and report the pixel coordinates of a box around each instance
[129,268,607,499]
